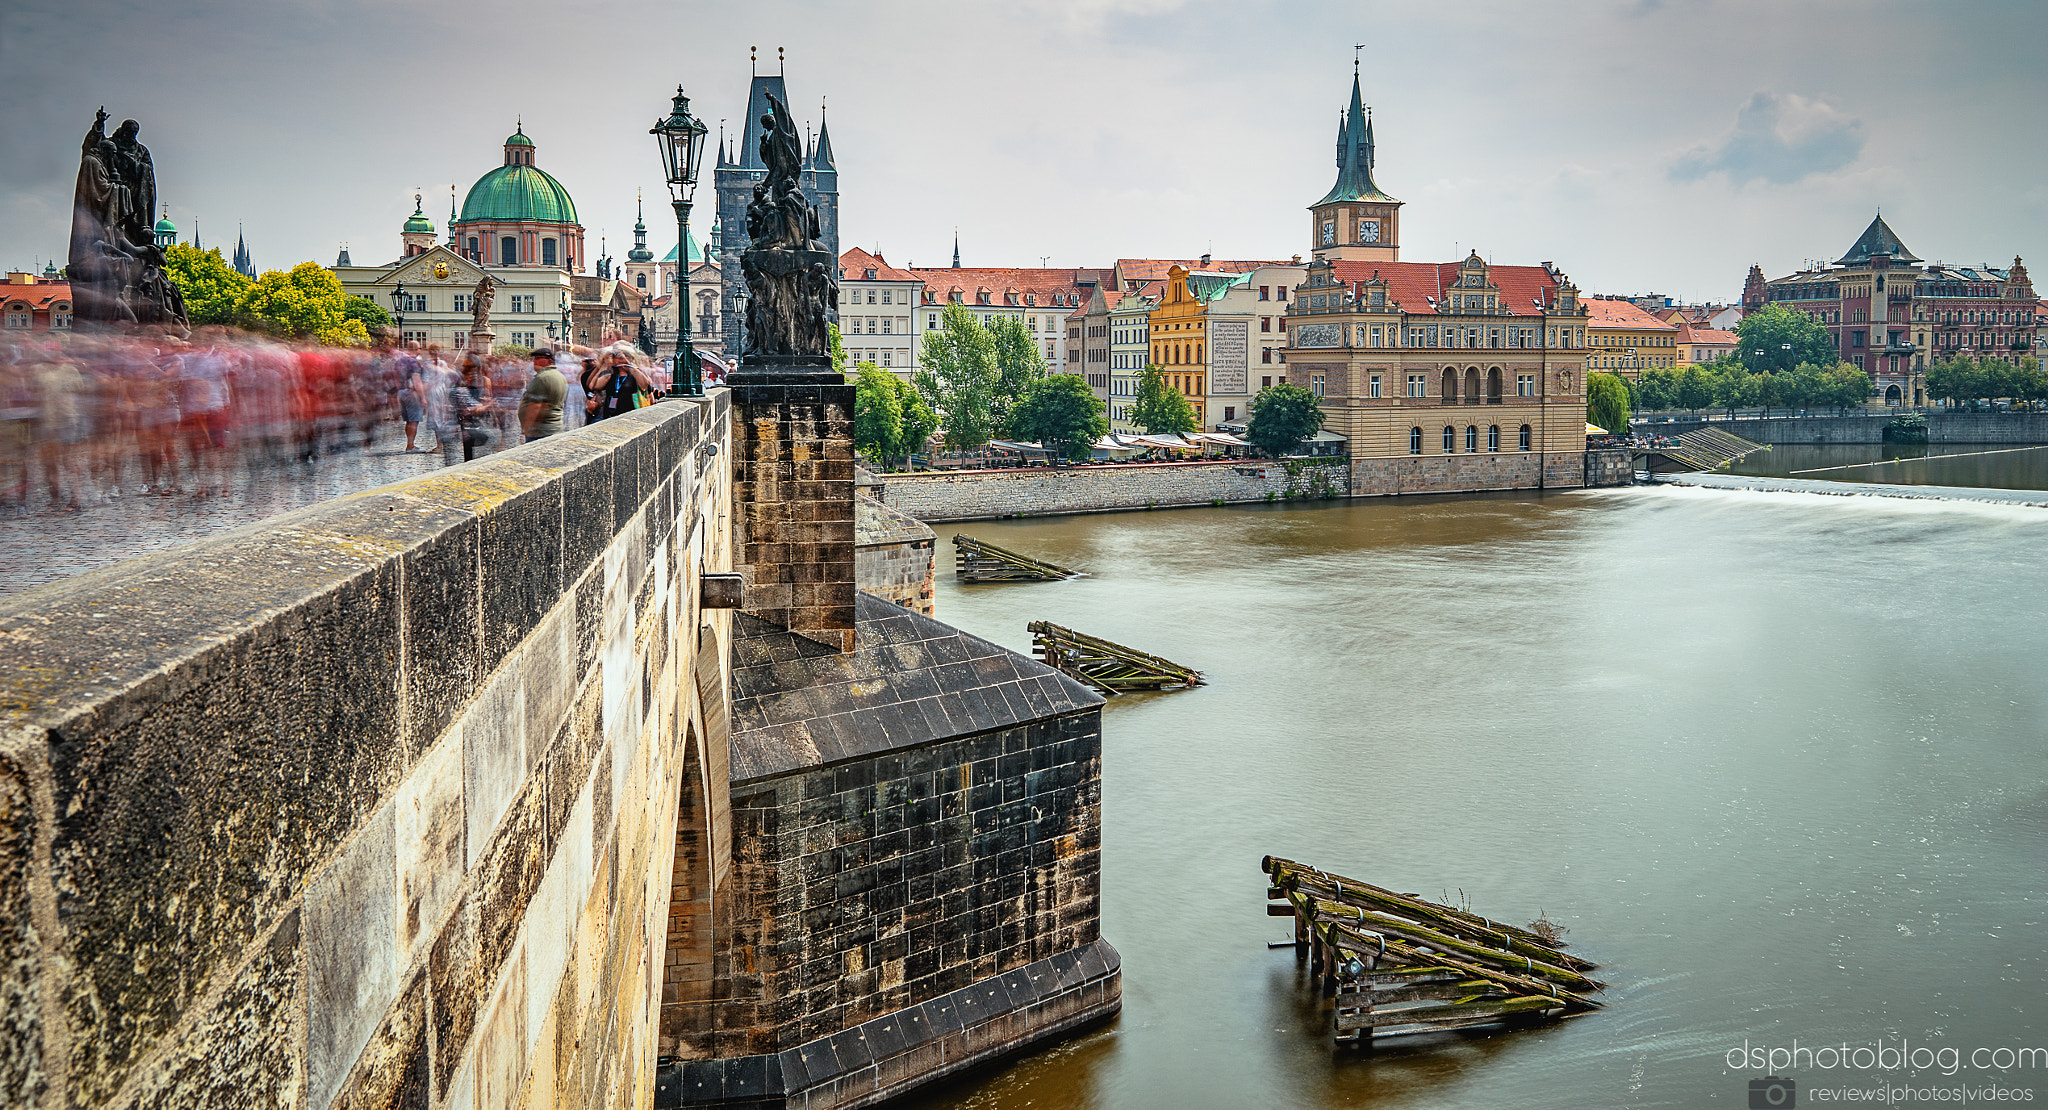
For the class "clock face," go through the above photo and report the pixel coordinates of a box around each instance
[1321,221,1336,246]
[1360,220,1380,243]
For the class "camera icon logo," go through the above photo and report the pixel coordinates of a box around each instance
[1748,1075,1797,1107]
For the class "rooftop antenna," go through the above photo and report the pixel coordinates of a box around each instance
[1040,256,1051,268]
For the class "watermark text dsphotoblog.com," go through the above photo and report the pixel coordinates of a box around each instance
[1728,1040,2043,1107]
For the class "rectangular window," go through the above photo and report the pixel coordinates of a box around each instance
[926,315,937,329]
[53,313,71,329]
[541,239,557,266]
[1369,375,1382,398]
[1370,326,1383,347]
[1518,374,1534,396]
[454,294,470,313]
[1407,374,1426,398]
[1259,286,1269,300]
[1311,374,1325,398]
[1261,376,1272,388]
[1260,317,1271,332]
[882,290,892,304]
[882,318,892,334]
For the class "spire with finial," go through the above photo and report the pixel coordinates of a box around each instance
[952,228,961,269]
[778,45,785,75]
[448,185,458,245]
[1312,60,1396,207]
[751,45,757,76]
[628,188,653,264]
[233,223,255,278]
[812,96,836,173]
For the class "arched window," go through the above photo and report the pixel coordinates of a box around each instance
[500,236,518,265]
[1464,367,1481,404]
[1465,425,1478,452]
[1487,367,1502,403]
[1442,425,1455,453]
[1195,343,1203,363]
[1409,427,1422,455]
[1440,368,1456,402]
[636,273,646,289]
[466,236,479,259]
[1487,425,1500,452]
[1518,424,1531,451]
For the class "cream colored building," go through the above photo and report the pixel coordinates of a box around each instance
[335,241,571,353]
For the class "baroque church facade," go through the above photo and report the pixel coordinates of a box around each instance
[1283,68,1595,495]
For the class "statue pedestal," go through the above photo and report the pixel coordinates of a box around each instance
[468,328,494,354]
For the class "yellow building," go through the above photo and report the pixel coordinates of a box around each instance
[1675,324,1737,367]
[1148,265,1219,426]
[1580,296,1678,379]
[1284,69,1593,495]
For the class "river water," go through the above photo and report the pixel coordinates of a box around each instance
[901,487,2048,1110]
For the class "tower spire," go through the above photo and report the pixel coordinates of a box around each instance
[952,228,960,269]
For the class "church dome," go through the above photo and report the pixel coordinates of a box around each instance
[402,197,435,234]
[660,224,705,265]
[154,213,177,236]
[458,128,578,225]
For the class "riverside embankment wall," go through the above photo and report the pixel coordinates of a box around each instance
[1648,412,2048,445]
[873,459,1347,522]
[0,398,733,1110]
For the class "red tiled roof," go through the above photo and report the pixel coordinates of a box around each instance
[1580,296,1678,331]
[839,247,919,284]
[1114,258,1284,288]
[0,282,71,311]
[1326,261,1560,318]
[905,266,1100,309]
[1676,326,1736,344]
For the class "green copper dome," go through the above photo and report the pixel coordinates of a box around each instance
[660,224,704,265]
[459,164,578,225]
[505,129,534,148]
[154,214,177,235]
[402,204,435,234]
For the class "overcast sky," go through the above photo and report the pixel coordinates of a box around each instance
[5,0,2044,303]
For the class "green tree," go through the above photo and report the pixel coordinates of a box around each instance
[1822,362,1874,412]
[1131,364,1198,435]
[344,296,391,334]
[1674,365,1716,412]
[829,321,849,375]
[1633,367,1678,412]
[1927,355,1982,406]
[893,373,939,465]
[1585,371,1631,434]
[238,262,371,345]
[1733,303,1837,374]
[853,360,903,463]
[1008,373,1107,461]
[915,304,999,449]
[161,243,253,326]
[985,314,1045,437]
[1244,382,1325,456]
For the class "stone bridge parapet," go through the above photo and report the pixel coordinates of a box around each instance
[0,395,732,1110]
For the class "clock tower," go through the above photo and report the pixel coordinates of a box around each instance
[1309,66,1400,264]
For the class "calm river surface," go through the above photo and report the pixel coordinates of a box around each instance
[901,486,2048,1110]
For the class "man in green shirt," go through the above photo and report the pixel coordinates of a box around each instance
[519,349,567,442]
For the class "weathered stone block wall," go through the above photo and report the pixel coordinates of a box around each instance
[853,495,935,616]
[717,712,1103,1058]
[0,397,732,1110]
[1346,450,1586,496]
[731,383,858,650]
[876,459,1345,522]
[1646,412,2048,445]
[1584,448,1634,487]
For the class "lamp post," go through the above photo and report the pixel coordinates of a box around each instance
[546,321,557,346]
[651,86,710,397]
[390,281,407,342]
[732,289,748,367]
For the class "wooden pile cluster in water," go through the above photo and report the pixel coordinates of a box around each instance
[1028,621,1203,695]
[953,534,1078,581]
[1264,856,1603,1044]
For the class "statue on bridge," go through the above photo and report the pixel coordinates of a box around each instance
[68,109,188,333]
[736,91,836,374]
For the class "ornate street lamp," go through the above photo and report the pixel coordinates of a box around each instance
[731,289,748,367]
[652,86,710,397]
[390,281,407,341]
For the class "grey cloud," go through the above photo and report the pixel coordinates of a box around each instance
[1670,92,1863,186]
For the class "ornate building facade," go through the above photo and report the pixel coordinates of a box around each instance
[1750,214,2039,406]
[713,70,838,361]
[1284,69,1592,495]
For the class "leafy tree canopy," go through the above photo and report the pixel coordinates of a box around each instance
[915,304,1000,449]
[1586,371,1631,433]
[1733,303,1837,374]
[238,263,371,346]
[854,360,903,463]
[1131,364,1198,435]
[1008,373,1107,461]
[985,314,1045,437]
[162,243,253,327]
[1244,382,1325,456]
[345,296,391,333]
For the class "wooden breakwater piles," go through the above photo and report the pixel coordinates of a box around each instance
[954,534,1079,581]
[1028,621,1203,695]
[1263,856,1603,1045]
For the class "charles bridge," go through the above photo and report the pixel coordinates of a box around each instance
[0,380,1118,1109]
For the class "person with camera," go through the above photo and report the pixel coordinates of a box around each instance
[581,344,656,423]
